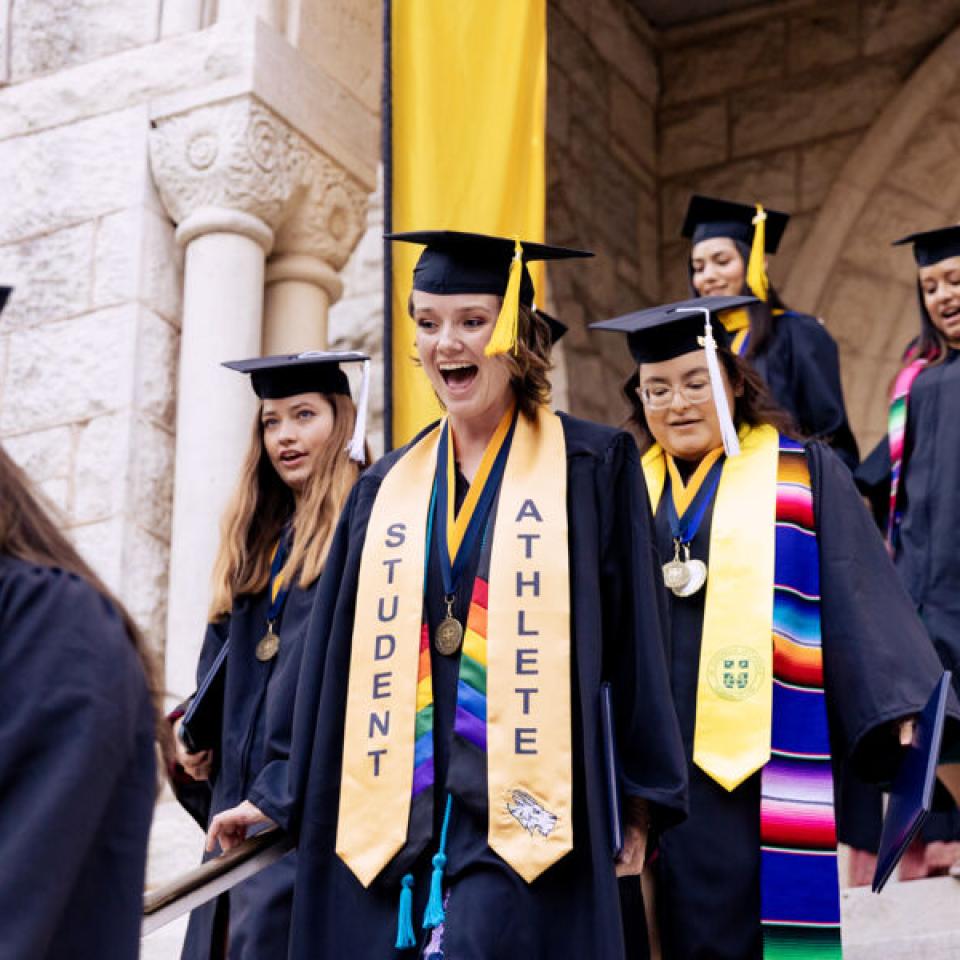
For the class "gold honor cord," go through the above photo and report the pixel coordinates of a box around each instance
[446,403,516,565]
[643,425,778,792]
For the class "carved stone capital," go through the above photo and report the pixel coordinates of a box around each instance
[149,95,312,234]
[273,151,369,272]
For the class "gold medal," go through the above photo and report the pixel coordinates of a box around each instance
[256,623,280,661]
[434,595,463,655]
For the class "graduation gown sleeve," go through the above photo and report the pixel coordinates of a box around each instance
[811,443,960,782]
[0,558,155,960]
[598,429,687,827]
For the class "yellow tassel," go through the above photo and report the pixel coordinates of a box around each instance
[746,204,769,303]
[485,239,523,357]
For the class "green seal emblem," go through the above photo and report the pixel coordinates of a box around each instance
[706,646,764,701]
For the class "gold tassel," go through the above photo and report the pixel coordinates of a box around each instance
[746,204,769,303]
[485,239,523,356]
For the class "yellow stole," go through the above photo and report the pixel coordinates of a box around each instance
[642,424,778,791]
[337,406,572,886]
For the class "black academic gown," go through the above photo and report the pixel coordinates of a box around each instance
[650,442,959,960]
[754,310,859,470]
[249,414,688,960]
[0,555,155,960]
[852,349,960,843]
[178,581,315,960]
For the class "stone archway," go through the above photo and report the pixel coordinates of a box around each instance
[782,26,960,452]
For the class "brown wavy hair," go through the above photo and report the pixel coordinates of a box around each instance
[407,297,553,419]
[0,443,169,764]
[208,392,364,620]
[623,348,800,454]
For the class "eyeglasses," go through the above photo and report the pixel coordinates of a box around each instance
[636,380,713,410]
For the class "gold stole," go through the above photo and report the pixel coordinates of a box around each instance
[337,406,572,886]
[642,424,778,791]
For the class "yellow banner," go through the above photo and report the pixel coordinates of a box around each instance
[390,0,547,446]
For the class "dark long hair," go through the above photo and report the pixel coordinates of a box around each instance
[623,348,800,454]
[905,281,951,368]
[0,443,170,764]
[688,239,786,359]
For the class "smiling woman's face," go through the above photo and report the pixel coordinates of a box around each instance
[411,289,513,424]
[638,350,736,461]
[919,255,960,347]
[690,237,747,298]
[261,392,336,492]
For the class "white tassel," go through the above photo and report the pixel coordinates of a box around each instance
[347,359,371,463]
[677,308,740,458]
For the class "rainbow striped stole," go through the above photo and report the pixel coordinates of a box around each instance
[454,575,489,750]
[760,438,841,959]
[885,356,928,553]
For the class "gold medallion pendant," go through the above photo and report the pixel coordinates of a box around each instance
[256,623,281,661]
[434,616,464,655]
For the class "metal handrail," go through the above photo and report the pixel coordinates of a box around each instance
[142,828,293,936]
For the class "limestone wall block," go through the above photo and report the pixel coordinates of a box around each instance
[37,476,71,513]
[730,55,914,157]
[548,8,607,101]
[660,240,692,303]
[661,18,785,106]
[587,0,657,100]
[862,0,960,56]
[73,412,132,525]
[128,417,174,540]
[842,184,943,281]
[659,101,728,176]
[660,151,797,240]
[136,309,179,430]
[0,223,95,330]
[786,2,859,75]
[548,68,571,148]
[1,106,151,246]
[610,74,656,174]
[9,0,161,82]
[0,18,248,143]
[296,0,381,114]
[94,207,183,324]
[70,515,125,595]
[797,133,860,212]
[2,425,74,500]
[123,524,171,646]
[768,211,814,292]
[1,305,137,434]
[887,105,960,207]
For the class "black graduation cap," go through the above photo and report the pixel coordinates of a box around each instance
[533,307,567,345]
[0,287,11,314]
[682,195,790,254]
[893,226,960,267]
[590,295,757,364]
[386,230,593,307]
[223,351,370,461]
[222,350,368,400]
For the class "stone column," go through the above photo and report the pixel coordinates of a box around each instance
[150,96,314,700]
[263,155,368,354]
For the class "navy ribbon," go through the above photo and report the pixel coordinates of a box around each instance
[667,458,724,546]
[266,527,293,623]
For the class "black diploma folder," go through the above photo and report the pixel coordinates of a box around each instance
[179,639,230,755]
[600,681,625,859]
[872,670,952,892]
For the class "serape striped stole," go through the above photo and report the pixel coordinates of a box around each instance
[761,438,841,959]
[885,357,928,553]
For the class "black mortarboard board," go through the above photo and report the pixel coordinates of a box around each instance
[893,226,960,267]
[682,195,790,254]
[222,350,368,400]
[590,295,757,365]
[0,287,11,314]
[533,308,567,345]
[386,230,593,307]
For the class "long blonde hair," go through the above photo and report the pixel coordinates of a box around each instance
[208,392,363,620]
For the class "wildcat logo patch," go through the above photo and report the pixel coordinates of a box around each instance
[506,789,558,838]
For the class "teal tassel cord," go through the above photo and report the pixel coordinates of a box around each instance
[423,795,453,930]
[395,874,416,950]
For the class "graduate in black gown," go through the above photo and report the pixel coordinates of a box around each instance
[850,226,960,878]
[592,295,958,959]
[171,352,368,959]
[209,231,688,960]
[683,194,859,470]
[0,438,161,960]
